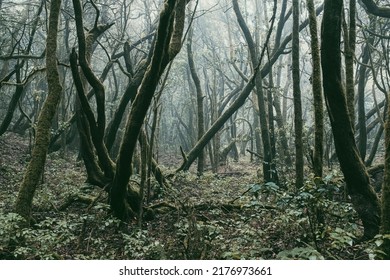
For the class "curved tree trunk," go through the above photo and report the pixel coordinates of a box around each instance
[321,0,380,240]
[14,0,63,223]
[187,26,205,175]
[71,0,115,180]
[356,0,390,257]
[109,0,186,221]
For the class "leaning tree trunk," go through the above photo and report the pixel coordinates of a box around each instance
[177,2,278,173]
[14,0,62,223]
[321,0,380,240]
[109,0,186,221]
[0,65,24,136]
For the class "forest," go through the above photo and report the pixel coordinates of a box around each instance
[1,0,390,260]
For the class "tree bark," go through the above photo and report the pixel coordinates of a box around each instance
[71,0,115,179]
[109,0,186,220]
[232,0,276,182]
[0,64,24,136]
[267,72,278,183]
[306,0,324,178]
[187,27,205,175]
[105,61,148,153]
[344,0,356,127]
[359,0,390,18]
[382,94,390,258]
[321,0,380,240]
[14,0,63,222]
[292,0,304,188]
[357,42,372,161]
[365,83,386,168]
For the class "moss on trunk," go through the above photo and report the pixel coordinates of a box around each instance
[14,0,63,223]
[321,0,380,239]
[381,92,390,258]
[110,0,184,220]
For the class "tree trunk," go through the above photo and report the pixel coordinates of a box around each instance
[365,124,383,166]
[306,0,324,178]
[71,0,115,179]
[344,0,356,127]
[0,65,24,136]
[232,0,275,182]
[381,93,390,258]
[253,106,262,161]
[267,72,279,184]
[366,101,386,167]
[105,60,149,154]
[292,0,304,188]
[75,107,108,186]
[187,27,205,175]
[229,116,239,161]
[321,0,380,240]
[273,59,292,167]
[109,0,185,220]
[357,43,372,161]
[0,1,44,137]
[14,0,62,223]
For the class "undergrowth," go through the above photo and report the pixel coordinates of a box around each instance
[0,135,384,259]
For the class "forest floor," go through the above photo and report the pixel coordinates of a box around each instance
[0,132,382,260]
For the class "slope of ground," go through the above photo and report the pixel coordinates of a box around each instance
[0,133,381,259]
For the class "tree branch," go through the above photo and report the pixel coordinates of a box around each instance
[359,0,390,18]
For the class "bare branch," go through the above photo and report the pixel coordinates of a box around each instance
[359,0,390,18]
